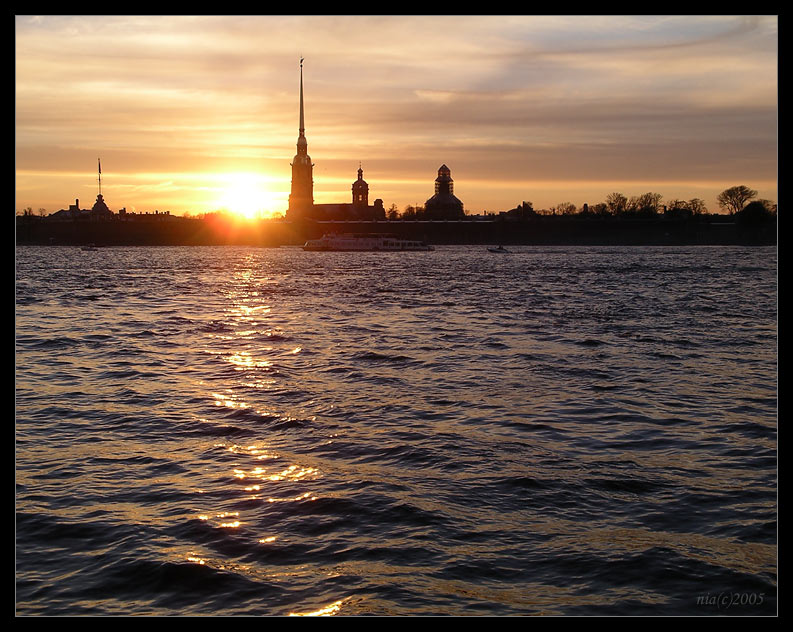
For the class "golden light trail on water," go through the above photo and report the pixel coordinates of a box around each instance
[289,599,346,616]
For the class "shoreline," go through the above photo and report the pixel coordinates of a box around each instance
[15,216,777,247]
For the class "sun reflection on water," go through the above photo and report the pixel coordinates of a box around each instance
[211,391,250,409]
[198,442,323,531]
[266,464,320,481]
[289,599,346,617]
[267,491,317,503]
[226,352,274,370]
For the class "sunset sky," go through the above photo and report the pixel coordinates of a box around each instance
[15,15,778,218]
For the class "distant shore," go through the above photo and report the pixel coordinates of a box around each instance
[15,214,777,247]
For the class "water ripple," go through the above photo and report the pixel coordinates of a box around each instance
[16,245,777,615]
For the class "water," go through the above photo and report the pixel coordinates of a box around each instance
[15,245,777,616]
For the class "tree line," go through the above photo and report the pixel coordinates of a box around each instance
[505,185,776,221]
[378,185,775,221]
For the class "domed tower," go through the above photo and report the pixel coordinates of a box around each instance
[91,193,111,215]
[287,58,314,219]
[91,158,112,217]
[351,164,369,207]
[425,164,464,219]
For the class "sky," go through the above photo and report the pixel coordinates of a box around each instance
[15,15,778,218]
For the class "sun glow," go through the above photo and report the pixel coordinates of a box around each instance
[213,172,285,219]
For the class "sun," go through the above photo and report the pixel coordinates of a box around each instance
[214,172,284,219]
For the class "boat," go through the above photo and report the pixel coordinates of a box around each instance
[80,243,99,251]
[487,245,510,253]
[303,233,434,252]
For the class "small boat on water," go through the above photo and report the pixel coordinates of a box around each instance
[80,243,99,251]
[303,233,434,252]
[488,245,510,253]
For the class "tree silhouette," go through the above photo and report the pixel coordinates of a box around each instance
[688,198,707,215]
[606,192,628,215]
[626,192,663,217]
[401,205,417,220]
[555,202,577,215]
[717,185,757,214]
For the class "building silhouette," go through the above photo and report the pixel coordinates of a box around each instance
[285,60,385,222]
[352,164,368,207]
[90,158,113,218]
[287,58,314,219]
[49,159,114,220]
[311,164,385,220]
[424,164,464,219]
[90,194,112,218]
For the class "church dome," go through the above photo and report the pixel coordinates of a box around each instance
[91,193,112,215]
[425,164,464,219]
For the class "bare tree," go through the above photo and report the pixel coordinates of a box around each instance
[717,185,757,214]
[606,192,628,215]
[556,202,577,215]
[635,192,663,215]
[687,198,707,215]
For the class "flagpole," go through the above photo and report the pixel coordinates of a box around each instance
[98,158,102,196]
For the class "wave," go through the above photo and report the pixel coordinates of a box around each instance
[15,245,777,616]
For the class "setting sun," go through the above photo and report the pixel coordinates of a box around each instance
[214,172,284,219]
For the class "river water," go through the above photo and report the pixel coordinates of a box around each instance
[15,245,777,616]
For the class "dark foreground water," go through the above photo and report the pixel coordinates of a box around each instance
[16,245,777,616]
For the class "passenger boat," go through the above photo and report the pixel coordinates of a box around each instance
[303,233,434,252]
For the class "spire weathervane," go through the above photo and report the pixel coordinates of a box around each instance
[98,158,102,196]
[299,57,305,139]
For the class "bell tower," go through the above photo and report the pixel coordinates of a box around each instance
[287,58,314,219]
[352,164,369,207]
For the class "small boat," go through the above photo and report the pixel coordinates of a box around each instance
[487,245,510,253]
[80,243,99,251]
[303,233,434,252]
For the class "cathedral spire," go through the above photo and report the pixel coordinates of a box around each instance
[288,57,314,218]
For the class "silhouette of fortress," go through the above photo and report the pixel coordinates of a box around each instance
[17,60,775,247]
[49,159,116,220]
[285,59,462,221]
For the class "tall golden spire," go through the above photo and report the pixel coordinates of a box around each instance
[296,56,307,154]
[299,57,305,137]
[288,57,314,218]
